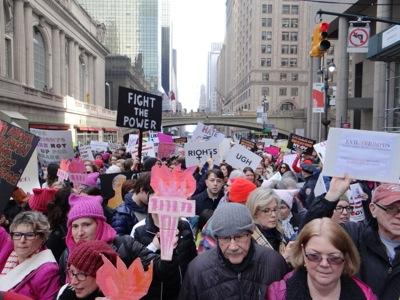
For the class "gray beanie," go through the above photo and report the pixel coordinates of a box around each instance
[211,203,254,238]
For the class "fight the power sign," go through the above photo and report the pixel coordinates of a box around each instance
[117,87,162,131]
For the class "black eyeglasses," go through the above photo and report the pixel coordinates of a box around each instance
[10,232,39,240]
[304,251,345,265]
[218,233,250,244]
[68,269,88,281]
[334,205,353,213]
[375,203,400,216]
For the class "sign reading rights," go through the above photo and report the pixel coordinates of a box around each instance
[184,140,221,167]
[117,87,162,131]
[287,133,316,155]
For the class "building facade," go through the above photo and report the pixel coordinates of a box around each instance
[208,43,223,113]
[0,0,118,144]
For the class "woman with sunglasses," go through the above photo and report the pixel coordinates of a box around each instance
[0,211,60,300]
[267,218,376,300]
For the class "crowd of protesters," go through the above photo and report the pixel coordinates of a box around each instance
[1,136,400,300]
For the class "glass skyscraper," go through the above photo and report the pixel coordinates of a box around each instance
[77,0,170,93]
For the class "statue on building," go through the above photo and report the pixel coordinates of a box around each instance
[96,23,106,44]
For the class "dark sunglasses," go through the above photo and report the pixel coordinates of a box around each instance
[304,251,344,265]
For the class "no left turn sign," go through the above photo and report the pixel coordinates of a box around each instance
[347,22,370,53]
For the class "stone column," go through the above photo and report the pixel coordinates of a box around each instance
[0,0,6,76]
[68,38,75,96]
[335,17,349,128]
[75,43,80,100]
[373,0,390,131]
[13,0,26,84]
[88,54,94,104]
[52,27,61,94]
[60,31,66,95]
[24,2,34,87]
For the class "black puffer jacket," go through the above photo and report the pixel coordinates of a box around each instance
[302,196,400,300]
[132,215,197,300]
[178,242,288,300]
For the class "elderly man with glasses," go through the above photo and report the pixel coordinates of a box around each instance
[179,203,288,300]
[301,178,400,300]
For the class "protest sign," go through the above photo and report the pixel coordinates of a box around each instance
[287,133,316,155]
[157,133,173,143]
[157,143,176,159]
[148,165,196,260]
[225,144,262,171]
[313,141,327,164]
[18,149,40,193]
[126,134,138,152]
[324,128,400,183]
[116,87,162,131]
[184,140,221,168]
[79,145,94,161]
[191,123,225,143]
[132,142,156,160]
[314,172,328,197]
[90,140,109,153]
[264,145,281,158]
[348,183,366,222]
[173,137,187,145]
[239,138,257,151]
[30,128,74,166]
[283,153,298,172]
[100,171,133,202]
[0,120,39,213]
[218,138,233,161]
[261,138,274,147]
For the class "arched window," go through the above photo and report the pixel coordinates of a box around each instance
[79,55,86,101]
[281,102,295,111]
[3,0,13,78]
[33,27,46,90]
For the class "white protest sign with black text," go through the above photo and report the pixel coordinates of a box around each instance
[225,144,262,171]
[313,141,327,164]
[79,145,94,161]
[184,141,221,168]
[132,142,156,161]
[116,87,162,131]
[90,141,109,153]
[191,123,225,143]
[126,134,138,152]
[18,149,40,193]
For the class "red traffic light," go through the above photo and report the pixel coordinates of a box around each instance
[320,22,329,32]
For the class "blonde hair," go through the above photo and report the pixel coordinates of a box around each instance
[247,188,280,221]
[290,218,360,276]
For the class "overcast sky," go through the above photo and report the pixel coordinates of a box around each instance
[171,0,226,112]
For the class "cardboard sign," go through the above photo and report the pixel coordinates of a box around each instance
[90,141,109,153]
[225,144,262,171]
[265,145,281,158]
[173,137,187,145]
[100,171,133,202]
[157,143,176,159]
[0,120,39,213]
[116,87,162,131]
[30,128,74,166]
[313,141,327,164]
[348,183,366,222]
[18,149,40,193]
[132,142,156,160]
[283,154,298,172]
[191,123,225,143]
[184,140,221,168]
[126,134,138,153]
[324,128,400,183]
[239,138,257,151]
[287,133,316,155]
[79,145,94,161]
[157,133,173,143]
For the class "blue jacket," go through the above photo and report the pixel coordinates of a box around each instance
[111,192,147,235]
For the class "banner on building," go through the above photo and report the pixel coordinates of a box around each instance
[312,83,325,113]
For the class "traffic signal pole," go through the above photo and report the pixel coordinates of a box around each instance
[336,17,349,129]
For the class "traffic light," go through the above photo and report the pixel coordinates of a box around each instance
[310,22,331,57]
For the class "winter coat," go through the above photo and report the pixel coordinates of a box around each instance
[111,192,147,235]
[302,196,400,300]
[267,268,377,300]
[191,189,223,216]
[57,284,103,300]
[131,215,197,300]
[179,241,289,300]
[0,227,60,300]
[297,171,320,209]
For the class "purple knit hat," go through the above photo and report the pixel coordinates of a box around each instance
[84,172,99,187]
[67,194,105,227]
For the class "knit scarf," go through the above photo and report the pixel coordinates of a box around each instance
[281,213,296,241]
[285,267,366,300]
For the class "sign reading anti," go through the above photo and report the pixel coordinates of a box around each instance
[117,87,162,131]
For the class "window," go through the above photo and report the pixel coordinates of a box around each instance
[5,38,12,78]
[279,88,287,96]
[261,45,266,54]
[281,58,289,67]
[291,19,298,28]
[282,32,290,41]
[262,87,269,96]
[290,45,298,55]
[282,18,290,28]
[262,4,272,14]
[261,58,266,67]
[291,87,298,96]
[281,102,295,111]
[266,45,272,54]
[262,18,272,27]
[291,73,299,81]
[261,31,267,40]
[282,5,290,14]
[266,58,272,67]
[291,5,299,14]
[33,27,46,90]
[280,73,287,81]
[289,58,297,67]
[266,31,272,40]
[281,45,289,54]
[290,32,298,41]
[262,72,269,81]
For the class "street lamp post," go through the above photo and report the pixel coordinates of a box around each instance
[321,62,336,140]
[262,95,269,133]
[105,82,111,109]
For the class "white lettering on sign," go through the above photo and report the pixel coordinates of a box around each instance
[123,116,157,130]
[127,93,156,108]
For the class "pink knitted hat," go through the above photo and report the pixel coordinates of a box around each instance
[67,194,106,227]
[28,188,57,213]
[84,172,100,187]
